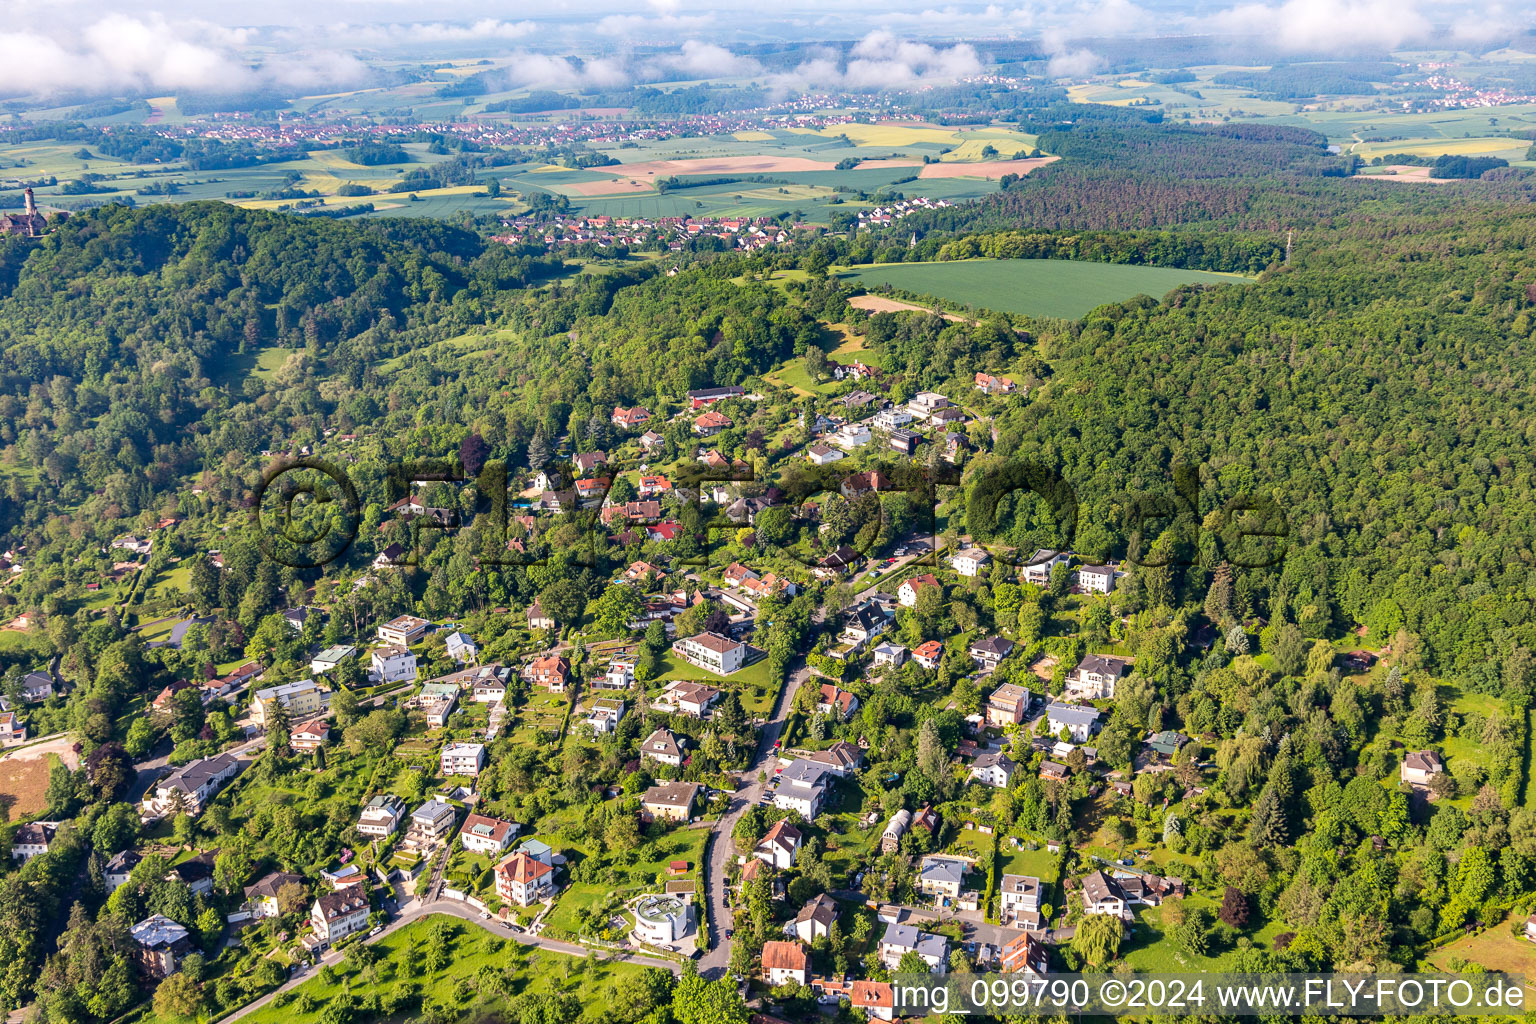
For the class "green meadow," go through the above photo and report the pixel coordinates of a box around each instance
[839,258,1251,319]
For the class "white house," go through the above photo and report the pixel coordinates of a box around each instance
[310,645,356,674]
[357,795,404,838]
[969,750,1016,788]
[441,742,486,776]
[1021,549,1070,586]
[806,443,845,466]
[951,547,991,577]
[371,645,418,685]
[897,573,942,607]
[310,888,371,950]
[1066,654,1131,700]
[642,728,685,767]
[459,813,518,855]
[1046,703,1102,743]
[833,422,872,448]
[1081,870,1133,922]
[672,632,746,675]
[377,614,430,646]
[584,698,625,735]
[872,642,908,668]
[873,407,913,431]
[143,754,239,817]
[793,892,838,943]
[773,759,832,820]
[1078,564,1119,594]
[494,850,556,905]
[879,922,949,973]
[754,818,802,869]
[762,941,812,986]
[443,631,479,664]
[999,874,1043,927]
[1402,750,1444,787]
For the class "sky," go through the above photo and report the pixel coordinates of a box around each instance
[0,0,1524,98]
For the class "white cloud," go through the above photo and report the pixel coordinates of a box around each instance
[770,29,983,92]
[1204,0,1433,52]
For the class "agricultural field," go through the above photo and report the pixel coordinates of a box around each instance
[839,258,1250,320]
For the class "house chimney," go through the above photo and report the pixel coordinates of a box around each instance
[23,187,35,217]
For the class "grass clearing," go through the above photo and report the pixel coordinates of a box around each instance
[840,259,1250,319]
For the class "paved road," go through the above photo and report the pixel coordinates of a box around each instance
[217,899,681,1024]
[696,536,935,979]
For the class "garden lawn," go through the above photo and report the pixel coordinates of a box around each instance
[236,914,656,1024]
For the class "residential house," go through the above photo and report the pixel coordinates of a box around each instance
[872,642,907,668]
[762,940,812,986]
[886,428,919,455]
[410,799,458,841]
[357,794,404,838]
[1046,703,1102,743]
[132,915,193,979]
[755,818,802,870]
[494,850,556,905]
[643,782,701,823]
[694,410,732,436]
[584,698,625,735]
[1066,654,1131,700]
[414,681,460,728]
[441,742,486,776]
[310,888,370,950]
[917,856,968,900]
[377,614,431,646]
[143,753,239,817]
[526,654,571,691]
[969,750,1016,788]
[806,443,844,466]
[951,547,991,577]
[526,601,554,630]
[851,980,895,1021]
[974,371,1017,395]
[290,719,330,751]
[12,821,57,861]
[639,430,665,451]
[251,679,328,728]
[1040,760,1069,782]
[1000,932,1049,978]
[1021,549,1070,586]
[969,635,1014,671]
[816,683,860,721]
[687,386,745,408]
[805,740,863,777]
[203,662,261,702]
[986,682,1031,728]
[1145,730,1188,759]
[611,406,651,429]
[642,728,684,767]
[371,645,418,685]
[638,475,673,498]
[0,711,29,745]
[243,871,304,920]
[793,892,837,943]
[833,423,872,449]
[672,632,746,675]
[459,813,518,855]
[999,874,1043,927]
[283,607,315,632]
[873,407,913,431]
[1402,750,1444,787]
[662,679,722,717]
[773,759,832,820]
[573,451,608,475]
[908,392,951,417]
[879,922,948,973]
[815,545,862,579]
[913,640,944,671]
[1077,564,1119,594]
[104,849,140,892]
[310,645,356,675]
[897,573,942,607]
[444,631,479,664]
[839,603,890,651]
[1081,870,1133,922]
